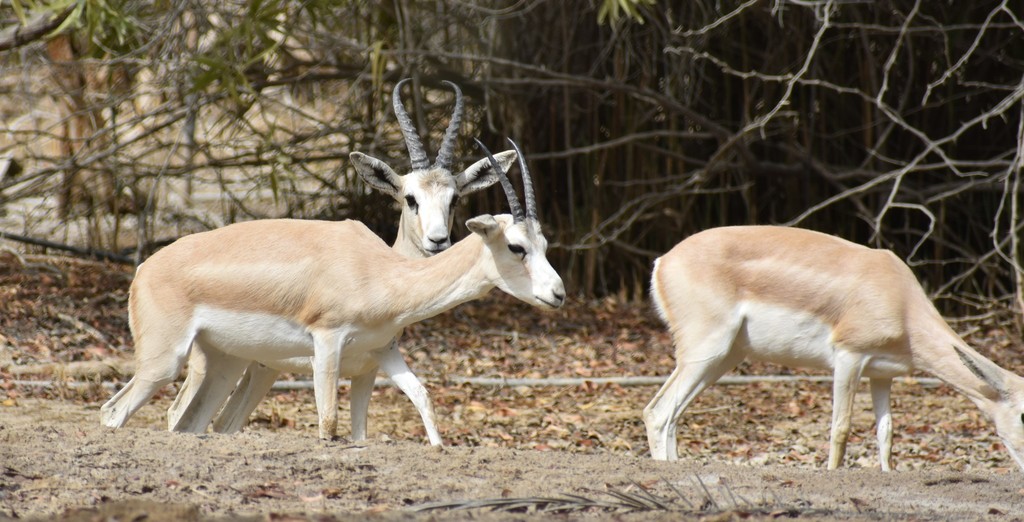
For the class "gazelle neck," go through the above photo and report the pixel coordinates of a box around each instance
[896,283,1007,406]
[392,215,427,259]
[910,322,1007,406]
[385,232,494,327]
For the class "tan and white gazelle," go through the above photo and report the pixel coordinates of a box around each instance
[163,79,516,440]
[101,138,565,442]
[645,225,1024,471]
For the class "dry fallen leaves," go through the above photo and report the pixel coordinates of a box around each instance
[2,256,1022,470]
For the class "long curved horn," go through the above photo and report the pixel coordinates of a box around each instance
[474,138,523,221]
[434,81,464,170]
[393,78,429,170]
[506,138,536,220]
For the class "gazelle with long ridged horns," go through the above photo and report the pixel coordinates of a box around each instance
[101,138,565,441]
[164,79,516,439]
[645,226,1024,471]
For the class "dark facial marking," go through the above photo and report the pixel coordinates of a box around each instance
[405,195,418,214]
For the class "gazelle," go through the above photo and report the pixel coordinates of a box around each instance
[101,138,565,441]
[164,79,516,439]
[645,225,1024,472]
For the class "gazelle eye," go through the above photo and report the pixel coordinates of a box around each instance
[449,194,459,209]
[405,195,418,213]
[508,244,526,258]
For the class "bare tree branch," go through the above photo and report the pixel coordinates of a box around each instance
[0,4,74,52]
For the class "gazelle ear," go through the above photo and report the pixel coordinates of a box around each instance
[954,345,1007,397]
[455,150,517,196]
[351,152,402,198]
[466,215,501,238]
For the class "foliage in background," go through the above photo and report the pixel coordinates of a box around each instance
[0,1,1022,323]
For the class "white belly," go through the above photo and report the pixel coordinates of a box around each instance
[739,301,835,370]
[194,306,314,359]
[737,301,911,378]
[192,306,393,376]
[259,354,378,378]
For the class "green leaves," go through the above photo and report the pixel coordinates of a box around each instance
[46,1,84,39]
[597,0,656,25]
[10,0,30,25]
[187,0,295,100]
[30,0,146,55]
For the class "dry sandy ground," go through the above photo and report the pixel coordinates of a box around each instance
[2,261,1024,520]
[2,395,1022,521]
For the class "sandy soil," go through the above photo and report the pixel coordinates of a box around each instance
[2,390,1022,521]
[2,259,1023,520]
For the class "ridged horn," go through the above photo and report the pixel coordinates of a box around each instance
[392,78,429,170]
[434,81,464,170]
[506,138,536,220]
[474,138,524,222]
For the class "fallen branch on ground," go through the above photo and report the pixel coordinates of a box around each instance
[7,373,943,390]
[0,230,134,264]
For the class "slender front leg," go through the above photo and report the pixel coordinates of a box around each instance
[312,330,347,440]
[349,366,378,441]
[375,342,442,446]
[870,377,894,471]
[828,350,865,470]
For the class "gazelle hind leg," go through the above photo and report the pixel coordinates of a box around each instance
[212,362,280,434]
[349,366,378,442]
[643,313,745,461]
[827,350,867,470]
[170,347,249,433]
[376,342,441,445]
[166,349,209,429]
[101,335,195,428]
[870,377,894,471]
[100,379,139,427]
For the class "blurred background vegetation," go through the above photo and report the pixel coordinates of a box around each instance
[1,0,1023,323]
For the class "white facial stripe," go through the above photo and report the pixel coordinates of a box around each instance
[419,190,454,241]
[403,173,458,253]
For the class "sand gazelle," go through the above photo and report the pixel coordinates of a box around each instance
[644,225,1024,471]
[164,79,517,437]
[100,138,566,441]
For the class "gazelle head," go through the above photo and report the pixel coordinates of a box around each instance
[981,382,1024,472]
[991,399,1024,472]
[469,138,565,310]
[955,345,1024,472]
[351,79,517,258]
